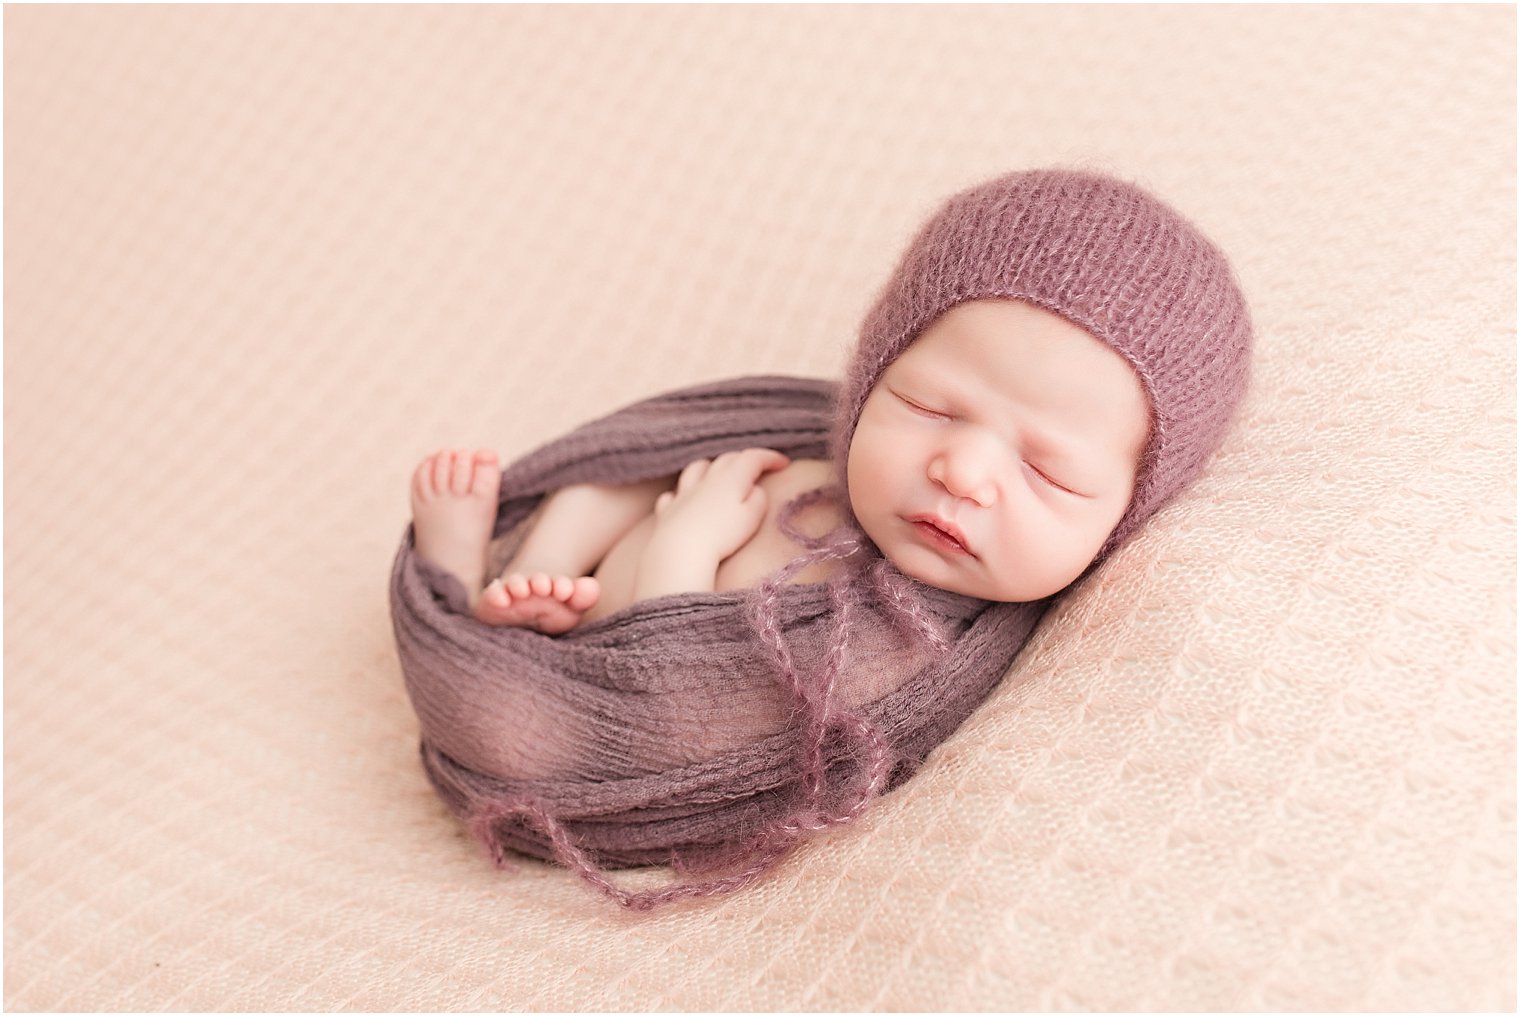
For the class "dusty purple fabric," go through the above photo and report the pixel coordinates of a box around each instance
[390,376,1041,909]
[389,168,1254,910]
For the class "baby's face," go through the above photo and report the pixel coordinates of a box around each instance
[846,298,1151,602]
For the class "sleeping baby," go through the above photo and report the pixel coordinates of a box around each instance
[411,295,1152,633]
[390,168,1252,908]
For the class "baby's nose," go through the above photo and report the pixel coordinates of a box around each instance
[928,445,998,507]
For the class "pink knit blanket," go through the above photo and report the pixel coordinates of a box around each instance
[390,375,1046,908]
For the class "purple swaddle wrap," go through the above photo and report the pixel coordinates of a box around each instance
[389,169,1254,910]
[391,376,1042,909]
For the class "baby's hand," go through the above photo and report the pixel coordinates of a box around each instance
[652,448,790,561]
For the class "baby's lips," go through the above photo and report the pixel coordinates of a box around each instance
[909,513,975,556]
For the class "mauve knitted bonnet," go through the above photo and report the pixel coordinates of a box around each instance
[833,167,1252,558]
[390,167,1252,911]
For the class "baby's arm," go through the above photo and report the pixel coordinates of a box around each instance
[633,449,790,600]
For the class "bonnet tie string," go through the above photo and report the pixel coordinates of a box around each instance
[463,486,949,911]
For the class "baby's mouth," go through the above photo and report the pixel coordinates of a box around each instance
[906,514,974,556]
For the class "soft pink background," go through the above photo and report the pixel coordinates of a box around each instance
[6,5,1514,1010]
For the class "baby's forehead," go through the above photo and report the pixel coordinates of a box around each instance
[883,298,1139,387]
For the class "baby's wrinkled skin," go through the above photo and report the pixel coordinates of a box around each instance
[409,298,1151,634]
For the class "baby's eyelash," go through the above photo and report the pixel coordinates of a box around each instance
[894,391,949,419]
[1025,462,1082,496]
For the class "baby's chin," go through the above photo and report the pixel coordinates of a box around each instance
[879,545,1009,602]
[881,545,1077,604]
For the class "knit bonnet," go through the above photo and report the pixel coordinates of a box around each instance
[830,168,1253,561]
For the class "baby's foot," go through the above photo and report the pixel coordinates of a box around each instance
[410,448,501,602]
[474,573,601,634]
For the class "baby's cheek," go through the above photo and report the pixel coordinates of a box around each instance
[845,434,883,502]
[986,514,1057,598]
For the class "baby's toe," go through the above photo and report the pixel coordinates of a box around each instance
[449,449,475,495]
[528,573,553,597]
[415,450,448,498]
[505,574,531,600]
[470,450,501,496]
[550,575,574,601]
[567,576,601,611]
[411,456,433,499]
[430,450,457,495]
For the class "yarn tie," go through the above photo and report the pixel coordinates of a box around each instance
[467,490,927,911]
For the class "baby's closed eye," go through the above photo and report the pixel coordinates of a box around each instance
[1023,461,1085,496]
[892,389,952,420]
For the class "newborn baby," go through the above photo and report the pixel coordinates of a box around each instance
[410,297,1151,632]
[391,167,1252,907]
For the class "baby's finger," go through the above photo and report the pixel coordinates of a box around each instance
[676,457,711,494]
[720,447,790,480]
[752,448,791,473]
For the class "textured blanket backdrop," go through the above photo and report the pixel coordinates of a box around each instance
[6,5,1514,1010]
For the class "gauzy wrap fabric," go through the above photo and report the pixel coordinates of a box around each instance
[389,169,1254,910]
[390,376,1045,909]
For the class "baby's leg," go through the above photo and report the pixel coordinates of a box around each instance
[475,475,673,632]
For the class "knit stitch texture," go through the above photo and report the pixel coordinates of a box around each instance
[834,169,1253,557]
